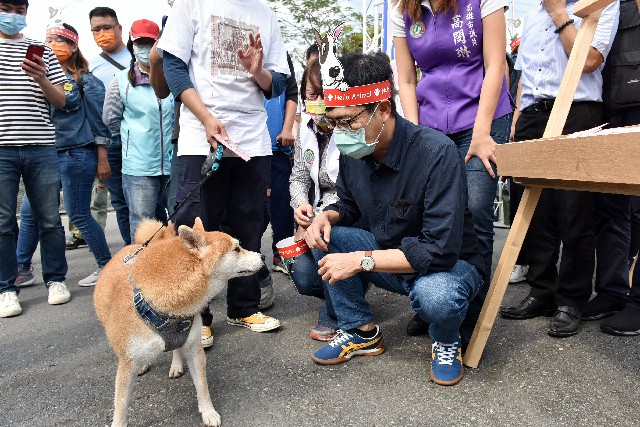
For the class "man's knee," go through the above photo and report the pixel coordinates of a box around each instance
[410,275,468,324]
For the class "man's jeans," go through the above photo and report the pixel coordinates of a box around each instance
[122,174,169,243]
[105,136,131,245]
[0,146,67,294]
[323,226,482,343]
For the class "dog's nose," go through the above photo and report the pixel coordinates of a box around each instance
[329,66,340,78]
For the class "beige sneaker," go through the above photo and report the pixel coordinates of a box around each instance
[47,282,71,305]
[201,326,214,349]
[0,291,22,318]
[226,312,280,332]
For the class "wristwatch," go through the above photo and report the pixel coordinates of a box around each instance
[360,251,375,272]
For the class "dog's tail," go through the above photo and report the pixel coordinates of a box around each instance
[133,219,175,244]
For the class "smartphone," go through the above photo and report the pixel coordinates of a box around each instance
[25,44,45,62]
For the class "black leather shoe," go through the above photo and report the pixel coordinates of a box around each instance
[582,294,625,321]
[499,296,555,320]
[548,306,582,337]
[406,313,429,336]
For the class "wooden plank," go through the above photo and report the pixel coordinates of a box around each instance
[464,187,542,368]
[574,0,616,17]
[543,10,602,138]
[513,178,640,196]
[496,131,640,186]
[464,8,604,368]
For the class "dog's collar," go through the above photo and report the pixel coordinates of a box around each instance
[133,287,194,352]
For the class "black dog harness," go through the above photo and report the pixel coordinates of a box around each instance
[133,287,194,352]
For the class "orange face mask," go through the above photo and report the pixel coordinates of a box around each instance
[49,44,72,64]
[93,29,117,49]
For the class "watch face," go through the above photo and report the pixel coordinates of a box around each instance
[362,257,375,271]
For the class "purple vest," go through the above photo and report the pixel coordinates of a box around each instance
[404,0,513,134]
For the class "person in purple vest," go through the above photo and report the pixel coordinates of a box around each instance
[391,0,512,339]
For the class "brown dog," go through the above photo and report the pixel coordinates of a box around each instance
[94,218,263,427]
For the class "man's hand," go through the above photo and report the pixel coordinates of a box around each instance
[203,114,229,150]
[238,32,264,77]
[96,146,111,181]
[22,56,47,84]
[277,128,295,147]
[150,39,162,67]
[542,0,568,21]
[304,211,333,252]
[465,132,497,178]
[318,252,362,284]
[294,202,314,228]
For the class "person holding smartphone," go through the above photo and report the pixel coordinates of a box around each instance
[0,0,70,318]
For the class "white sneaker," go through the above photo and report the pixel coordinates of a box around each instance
[509,265,529,284]
[0,291,22,318]
[78,267,103,287]
[48,281,71,305]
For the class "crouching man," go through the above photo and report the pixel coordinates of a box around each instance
[305,51,485,386]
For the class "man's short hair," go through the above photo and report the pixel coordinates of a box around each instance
[0,0,29,7]
[339,51,396,114]
[305,43,319,61]
[89,7,118,22]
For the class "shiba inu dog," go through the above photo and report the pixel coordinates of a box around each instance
[94,218,263,427]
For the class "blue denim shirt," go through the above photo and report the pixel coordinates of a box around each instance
[325,115,485,279]
[50,71,111,150]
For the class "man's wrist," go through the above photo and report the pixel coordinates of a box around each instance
[549,10,570,27]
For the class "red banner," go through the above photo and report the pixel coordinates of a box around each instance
[324,81,391,107]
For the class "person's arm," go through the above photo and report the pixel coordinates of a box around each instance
[82,74,112,181]
[22,55,65,109]
[510,76,523,141]
[289,125,313,210]
[464,8,507,179]
[150,39,171,99]
[542,0,608,73]
[277,54,299,147]
[163,52,229,149]
[102,78,124,136]
[393,37,420,125]
[237,32,289,98]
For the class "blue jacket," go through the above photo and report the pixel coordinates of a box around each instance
[50,72,111,150]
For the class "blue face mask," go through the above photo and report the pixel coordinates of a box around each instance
[0,12,27,36]
[333,104,385,159]
[133,45,152,66]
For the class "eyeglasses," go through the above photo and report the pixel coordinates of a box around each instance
[91,24,117,34]
[305,92,323,101]
[325,107,371,130]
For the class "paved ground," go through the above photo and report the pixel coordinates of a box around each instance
[1,214,639,426]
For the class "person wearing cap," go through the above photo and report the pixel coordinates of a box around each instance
[499,0,619,338]
[157,0,289,334]
[0,0,70,318]
[14,23,113,290]
[305,51,484,386]
[103,19,174,244]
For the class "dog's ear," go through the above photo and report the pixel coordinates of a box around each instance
[313,29,323,52]
[192,217,205,233]
[178,225,208,255]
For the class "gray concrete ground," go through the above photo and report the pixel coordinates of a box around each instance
[1,213,638,426]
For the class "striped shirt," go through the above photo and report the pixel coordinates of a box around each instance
[0,36,67,146]
[514,0,619,110]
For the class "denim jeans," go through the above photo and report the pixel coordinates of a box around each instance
[16,194,39,269]
[269,150,294,256]
[322,226,482,343]
[105,136,131,245]
[291,249,339,330]
[122,174,169,242]
[0,146,67,294]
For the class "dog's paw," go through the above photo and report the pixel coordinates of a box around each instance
[201,409,221,427]
[168,364,184,379]
[137,364,150,376]
[337,81,349,92]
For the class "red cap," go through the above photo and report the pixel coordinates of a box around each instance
[510,37,521,53]
[130,19,159,41]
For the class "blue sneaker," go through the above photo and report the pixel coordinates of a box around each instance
[312,327,385,365]
[430,340,464,386]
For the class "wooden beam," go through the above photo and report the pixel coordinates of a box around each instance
[513,178,640,197]
[463,7,604,368]
[574,0,616,17]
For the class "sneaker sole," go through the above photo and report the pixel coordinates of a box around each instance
[16,277,36,288]
[226,317,281,332]
[48,297,71,305]
[600,325,640,336]
[311,342,385,365]
[201,337,214,348]
[0,307,22,318]
[310,331,338,342]
[430,365,464,386]
[66,243,88,250]
[78,281,98,287]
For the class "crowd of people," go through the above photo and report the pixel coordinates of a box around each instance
[0,0,638,388]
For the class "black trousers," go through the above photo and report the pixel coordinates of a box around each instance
[514,102,603,309]
[175,155,270,322]
[595,106,640,307]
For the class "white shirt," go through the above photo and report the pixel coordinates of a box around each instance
[514,0,619,110]
[390,0,508,38]
[158,0,289,157]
